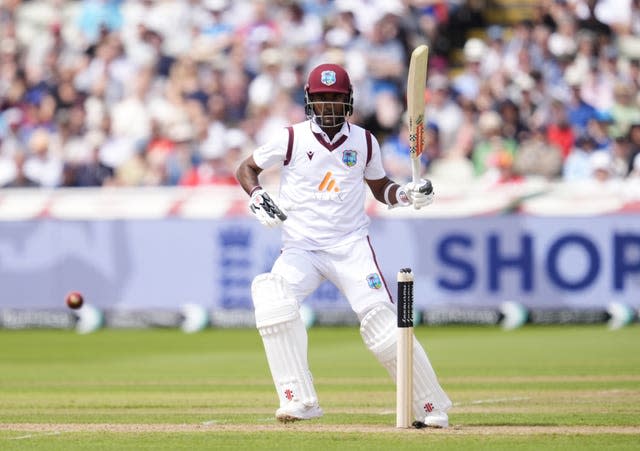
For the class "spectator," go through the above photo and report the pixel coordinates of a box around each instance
[444,97,477,159]
[580,53,616,113]
[0,107,24,158]
[77,0,124,46]
[569,30,597,80]
[486,149,525,186]
[514,126,563,179]
[586,112,614,151]
[361,89,403,142]
[589,150,614,182]
[74,32,131,106]
[247,48,287,110]
[610,82,640,138]
[198,0,235,53]
[381,114,413,181]
[180,127,246,186]
[472,110,518,177]
[279,1,323,51]
[610,134,632,177]
[563,65,598,134]
[547,12,578,60]
[503,19,534,75]
[23,128,63,187]
[3,0,640,190]
[452,37,486,101]
[511,72,542,131]
[424,73,462,153]
[626,122,640,173]
[482,25,507,76]
[352,11,406,117]
[220,67,249,124]
[235,0,282,77]
[575,0,614,39]
[65,137,114,187]
[547,99,576,160]
[423,121,442,169]
[563,134,599,181]
[498,98,530,143]
[2,151,38,188]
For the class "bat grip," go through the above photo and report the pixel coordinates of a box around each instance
[411,157,421,185]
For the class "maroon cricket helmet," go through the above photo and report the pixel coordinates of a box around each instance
[304,63,354,121]
[305,63,352,95]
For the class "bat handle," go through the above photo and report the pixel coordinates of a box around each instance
[411,157,421,185]
[410,159,433,209]
[412,164,421,210]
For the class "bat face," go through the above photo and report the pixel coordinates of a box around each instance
[406,45,429,183]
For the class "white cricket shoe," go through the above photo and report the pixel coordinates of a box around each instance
[420,410,449,428]
[275,401,323,423]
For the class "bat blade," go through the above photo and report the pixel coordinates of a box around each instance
[407,45,429,184]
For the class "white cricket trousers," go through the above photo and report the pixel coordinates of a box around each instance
[271,236,391,316]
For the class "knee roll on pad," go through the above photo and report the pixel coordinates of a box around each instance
[359,304,397,373]
[252,273,300,328]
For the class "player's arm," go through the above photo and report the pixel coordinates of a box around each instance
[367,176,405,206]
[236,155,263,195]
[365,132,433,209]
[366,176,434,209]
[235,148,287,226]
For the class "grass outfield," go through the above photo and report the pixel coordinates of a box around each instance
[0,325,638,450]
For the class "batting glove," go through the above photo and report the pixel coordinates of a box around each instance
[250,189,287,228]
[402,179,434,210]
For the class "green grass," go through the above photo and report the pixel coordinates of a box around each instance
[1,325,639,449]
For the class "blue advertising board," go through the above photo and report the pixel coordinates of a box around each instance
[0,216,638,311]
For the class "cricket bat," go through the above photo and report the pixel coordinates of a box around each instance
[407,45,429,186]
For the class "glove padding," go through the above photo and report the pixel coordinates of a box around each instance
[250,189,287,227]
[402,179,434,210]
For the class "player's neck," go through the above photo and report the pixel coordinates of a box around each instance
[323,127,340,141]
[319,123,347,141]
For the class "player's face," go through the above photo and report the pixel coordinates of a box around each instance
[308,92,349,128]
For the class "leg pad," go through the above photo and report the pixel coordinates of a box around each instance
[251,273,319,408]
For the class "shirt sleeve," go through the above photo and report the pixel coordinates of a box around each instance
[252,127,290,170]
[364,132,387,180]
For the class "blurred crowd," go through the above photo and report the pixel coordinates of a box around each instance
[1,0,640,189]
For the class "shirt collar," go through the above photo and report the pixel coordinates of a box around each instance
[309,120,351,143]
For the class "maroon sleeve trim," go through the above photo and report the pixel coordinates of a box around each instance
[365,130,372,165]
[284,126,294,166]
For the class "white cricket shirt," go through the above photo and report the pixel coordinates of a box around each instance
[253,120,386,250]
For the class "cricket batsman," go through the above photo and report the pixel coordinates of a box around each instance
[235,63,452,426]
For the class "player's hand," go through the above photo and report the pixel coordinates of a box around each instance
[402,179,434,210]
[249,189,287,227]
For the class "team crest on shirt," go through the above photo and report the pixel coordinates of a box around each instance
[366,273,382,289]
[342,150,357,167]
[321,70,336,86]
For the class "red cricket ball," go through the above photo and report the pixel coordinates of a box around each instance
[66,291,84,310]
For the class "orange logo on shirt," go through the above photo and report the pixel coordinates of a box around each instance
[318,171,340,192]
